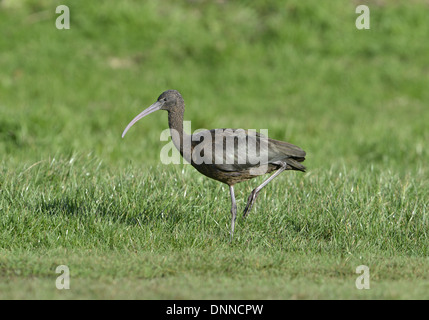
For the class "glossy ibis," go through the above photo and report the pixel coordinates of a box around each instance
[122,90,306,239]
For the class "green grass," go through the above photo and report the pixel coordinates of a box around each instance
[1,0,428,299]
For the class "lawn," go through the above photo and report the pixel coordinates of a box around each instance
[0,0,428,299]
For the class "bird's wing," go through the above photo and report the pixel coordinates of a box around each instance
[191,129,305,172]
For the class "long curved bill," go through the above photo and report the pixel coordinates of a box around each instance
[121,101,164,138]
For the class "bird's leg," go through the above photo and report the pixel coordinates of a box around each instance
[229,185,237,240]
[243,162,287,219]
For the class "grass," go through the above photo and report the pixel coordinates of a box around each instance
[0,0,428,299]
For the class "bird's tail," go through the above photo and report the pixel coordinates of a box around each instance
[287,158,306,172]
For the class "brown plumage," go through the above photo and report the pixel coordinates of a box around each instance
[122,90,306,239]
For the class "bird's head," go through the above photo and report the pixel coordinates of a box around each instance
[122,89,184,138]
[157,90,184,112]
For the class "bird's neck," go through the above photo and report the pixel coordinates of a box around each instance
[168,110,192,162]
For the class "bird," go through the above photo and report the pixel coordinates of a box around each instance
[122,90,306,239]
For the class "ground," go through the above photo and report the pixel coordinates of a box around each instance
[0,0,428,299]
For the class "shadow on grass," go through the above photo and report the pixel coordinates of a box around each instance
[35,194,185,227]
